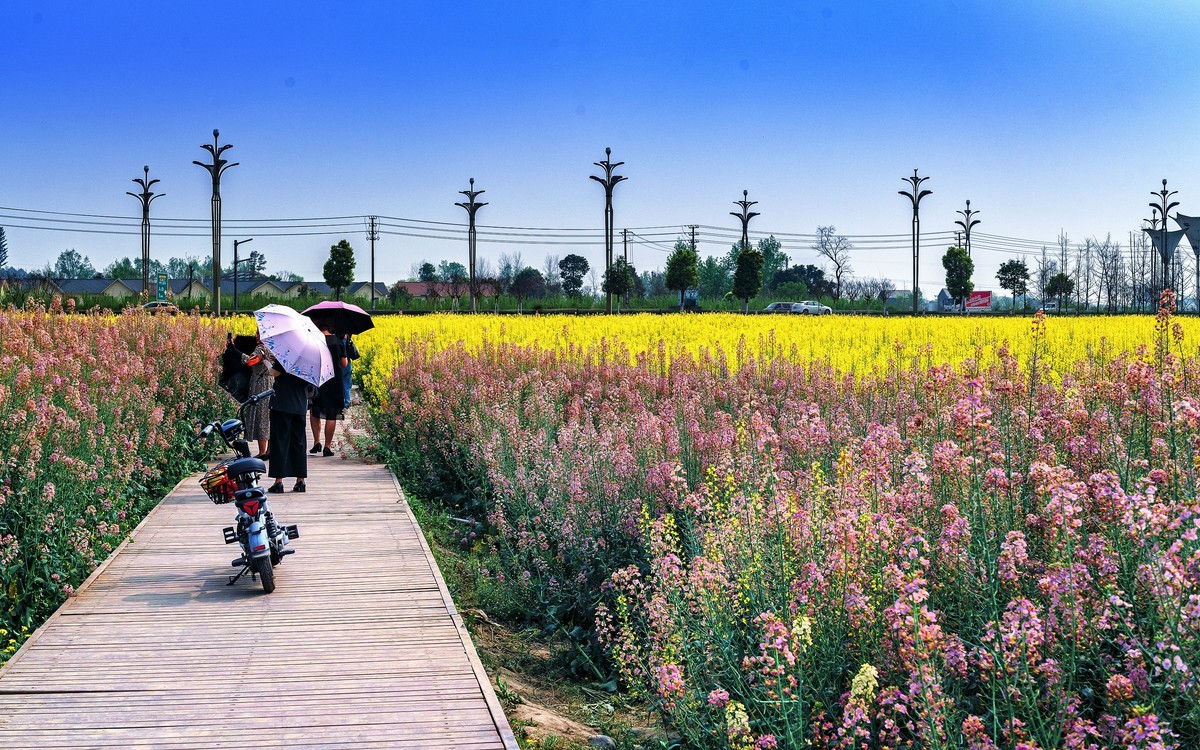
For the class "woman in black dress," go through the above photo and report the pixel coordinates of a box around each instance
[265,362,309,493]
[308,320,348,457]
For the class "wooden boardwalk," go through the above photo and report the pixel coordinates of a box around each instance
[0,450,519,750]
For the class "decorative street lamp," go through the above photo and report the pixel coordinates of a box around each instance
[955,199,980,259]
[730,190,760,253]
[1150,179,1180,295]
[232,237,254,313]
[1146,209,1160,301]
[590,147,626,314]
[455,178,487,313]
[1174,212,1200,315]
[126,166,163,297]
[899,169,933,314]
[194,129,238,316]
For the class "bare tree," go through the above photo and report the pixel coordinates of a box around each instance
[877,276,896,302]
[1035,247,1057,306]
[542,254,561,293]
[841,278,864,303]
[587,267,599,300]
[812,226,853,300]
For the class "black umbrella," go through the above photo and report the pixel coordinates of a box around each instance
[300,300,374,336]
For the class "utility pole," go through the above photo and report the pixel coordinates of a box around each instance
[232,237,253,313]
[366,216,379,310]
[622,228,628,264]
[689,224,697,252]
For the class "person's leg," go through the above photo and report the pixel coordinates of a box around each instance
[323,418,336,453]
[293,413,308,491]
[267,410,287,491]
[309,409,322,452]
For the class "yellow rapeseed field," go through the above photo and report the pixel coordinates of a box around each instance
[351,313,1198,402]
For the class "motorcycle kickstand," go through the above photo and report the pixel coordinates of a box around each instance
[227,565,256,586]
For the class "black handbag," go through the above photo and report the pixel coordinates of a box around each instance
[346,337,361,360]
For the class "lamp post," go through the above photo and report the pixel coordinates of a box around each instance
[193,129,238,316]
[899,169,933,314]
[126,166,163,298]
[730,190,760,254]
[1146,209,1160,304]
[1150,179,1179,296]
[590,147,626,314]
[955,199,980,259]
[232,237,253,313]
[455,178,487,313]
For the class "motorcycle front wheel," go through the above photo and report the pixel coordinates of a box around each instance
[253,555,276,594]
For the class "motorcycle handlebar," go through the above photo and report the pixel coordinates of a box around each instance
[191,422,215,446]
[242,388,274,407]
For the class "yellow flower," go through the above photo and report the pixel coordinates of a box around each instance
[850,662,879,703]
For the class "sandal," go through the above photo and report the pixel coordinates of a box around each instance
[292,481,306,493]
[267,482,285,494]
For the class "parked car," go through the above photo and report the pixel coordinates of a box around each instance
[141,300,179,315]
[762,302,795,313]
[792,300,832,315]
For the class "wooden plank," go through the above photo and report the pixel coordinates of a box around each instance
[0,446,518,749]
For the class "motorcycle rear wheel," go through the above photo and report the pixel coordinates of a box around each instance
[253,555,275,594]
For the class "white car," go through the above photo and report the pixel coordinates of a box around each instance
[762,301,795,313]
[792,300,832,315]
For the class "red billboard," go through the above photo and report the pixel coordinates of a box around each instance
[965,290,992,311]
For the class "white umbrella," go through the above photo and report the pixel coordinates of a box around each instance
[253,304,334,387]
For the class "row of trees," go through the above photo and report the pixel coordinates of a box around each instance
[941,230,1179,313]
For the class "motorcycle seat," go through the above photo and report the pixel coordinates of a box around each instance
[226,457,267,476]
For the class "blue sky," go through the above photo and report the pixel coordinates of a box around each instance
[3,1,1199,294]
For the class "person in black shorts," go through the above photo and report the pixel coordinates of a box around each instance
[308,318,348,457]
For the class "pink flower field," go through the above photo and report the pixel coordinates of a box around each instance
[371,305,1200,749]
[0,305,226,661]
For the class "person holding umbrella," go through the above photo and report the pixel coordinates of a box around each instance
[300,301,373,455]
[308,317,348,457]
[253,305,336,493]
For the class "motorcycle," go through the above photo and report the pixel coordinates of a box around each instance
[194,388,299,593]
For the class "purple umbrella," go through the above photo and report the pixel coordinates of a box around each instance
[254,304,334,387]
[300,300,375,336]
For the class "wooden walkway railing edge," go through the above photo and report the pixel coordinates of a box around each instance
[387,471,521,750]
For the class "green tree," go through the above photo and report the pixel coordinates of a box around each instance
[942,246,974,308]
[601,258,635,311]
[1046,272,1074,310]
[55,249,96,279]
[698,255,729,299]
[996,259,1031,311]
[102,256,138,280]
[771,264,831,297]
[665,241,700,307]
[510,266,546,312]
[166,256,203,279]
[757,235,788,294]
[558,254,590,297]
[732,246,765,313]
[323,240,356,300]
